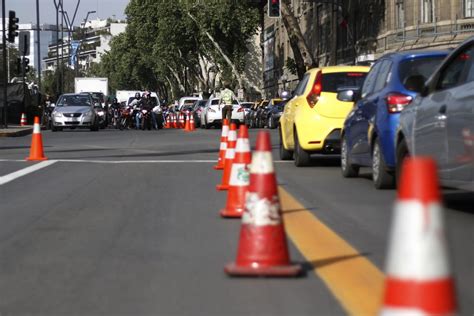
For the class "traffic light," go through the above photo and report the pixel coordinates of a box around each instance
[7,11,19,43]
[22,57,30,74]
[268,0,281,18]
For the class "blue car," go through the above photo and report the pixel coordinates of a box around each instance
[340,50,449,189]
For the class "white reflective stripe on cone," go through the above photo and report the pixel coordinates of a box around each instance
[225,148,235,159]
[220,142,227,150]
[33,123,41,134]
[229,163,249,186]
[235,138,250,153]
[386,201,450,279]
[249,151,274,174]
[227,130,237,141]
[222,126,229,137]
[380,307,426,316]
[242,193,280,226]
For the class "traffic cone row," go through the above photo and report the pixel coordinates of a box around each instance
[211,120,459,307]
[213,119,229,170]
[216,123,237,191]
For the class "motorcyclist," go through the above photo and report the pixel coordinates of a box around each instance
[130,92,143,129]
[139,91,153,130]
[220,81,236,123]
[109,97,121,127]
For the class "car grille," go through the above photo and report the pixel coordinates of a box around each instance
[64,113,82,118]
[65,121,80,125]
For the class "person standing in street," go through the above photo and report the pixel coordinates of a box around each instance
[220,81,236,123]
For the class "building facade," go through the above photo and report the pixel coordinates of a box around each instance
[43,19,126,72]
[263,0,474,97]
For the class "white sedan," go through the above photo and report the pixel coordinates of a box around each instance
[200,98,244,129]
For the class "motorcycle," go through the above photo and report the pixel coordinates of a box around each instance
[119,106,132,130]
[141,108,152,130]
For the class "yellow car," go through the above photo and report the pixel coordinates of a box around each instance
[279,66,370,166]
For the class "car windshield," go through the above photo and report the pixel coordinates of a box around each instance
[57,95,91,107]
[322,72,367,93]
[210,99,220,105]
[399,56,446,89]
[91,92,104,102]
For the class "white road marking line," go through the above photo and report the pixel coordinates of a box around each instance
[0,160,57,186]
[0,159,293,164]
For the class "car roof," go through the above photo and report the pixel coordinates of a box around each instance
[307,65,370,74]
[379,50,450,61]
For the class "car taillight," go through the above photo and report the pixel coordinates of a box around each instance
[306,71,322,108]
[237,107,244,112]
[386,93,412,113]
[208,108,216,113]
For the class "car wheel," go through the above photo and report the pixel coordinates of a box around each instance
[372,139,394,189]
[341,134,359,178]
[279,128,293,160]
[51,125,58,132]
[395,137,409,186]
[294,130,311,167]
[91,119,100,132]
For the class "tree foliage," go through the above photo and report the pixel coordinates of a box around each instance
[97,0,260,100]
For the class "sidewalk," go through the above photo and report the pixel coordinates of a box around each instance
[0,125,33,137]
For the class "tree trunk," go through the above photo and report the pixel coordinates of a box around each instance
[167,65,185,93]
[280,0,317,78]
[186,11,262,94]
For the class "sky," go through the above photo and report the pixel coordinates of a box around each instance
[6,0,130,26]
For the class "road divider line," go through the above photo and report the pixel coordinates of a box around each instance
[279,186,385,316]
[0,160,57,186]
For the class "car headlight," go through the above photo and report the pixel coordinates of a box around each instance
[97,111,105,117]
[53,112,63,118]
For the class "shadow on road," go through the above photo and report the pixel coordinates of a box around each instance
[79,148,219,159]
[301,252,371,272]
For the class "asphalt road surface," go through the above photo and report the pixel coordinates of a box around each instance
[0,127,472,316]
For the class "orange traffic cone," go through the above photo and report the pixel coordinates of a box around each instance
[164,114,171,129]
[225,131,301,277]
[189,113,196,132]
[26,117,48,161]
[220,125,251,218]
[20,113,27,126]
[184,111,191,131]
[213,119,229,170]
[172,113,177,128]
[180,112,186,129]
[216,123,237,191]
[380,157,456,315]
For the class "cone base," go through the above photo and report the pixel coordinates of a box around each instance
[26,156,48,161]
[220,208,243,218]
[216,184,229,191]
[213,165,224,170]
[225,262,302,277]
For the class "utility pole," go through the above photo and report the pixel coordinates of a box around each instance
[36,0,42,113]
[2,0,8,128]
[54,0,60,98]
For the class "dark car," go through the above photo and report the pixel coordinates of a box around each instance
[396,37,474,192]
[248,100,268,128]
[339,50,449,189]
[260,98,285,129]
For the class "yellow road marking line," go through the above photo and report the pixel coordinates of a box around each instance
[279,186,385,316]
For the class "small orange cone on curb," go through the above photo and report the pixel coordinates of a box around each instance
[380,157,456,315]
[220,125,251,218]
[214,119,229,170]
[225,131,302,277]
[20,113,27,126]
[26,116,48,161]
[216,123,237,191]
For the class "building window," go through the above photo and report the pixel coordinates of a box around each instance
[396,0,405,28]
[421,0,434,23]
[465,0,474,17]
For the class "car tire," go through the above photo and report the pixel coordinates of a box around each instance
[51,125,58,132]
[91,119,100,132]
[294,130,311,167]
[372,139,394,189]
[341,134,359,178]
[279,128,293,160]
[395,137,409,186]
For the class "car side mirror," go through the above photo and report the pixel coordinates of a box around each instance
[337,89,359,102]
[404,75,426,94]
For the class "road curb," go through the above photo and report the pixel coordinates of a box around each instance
[0,128,33,137]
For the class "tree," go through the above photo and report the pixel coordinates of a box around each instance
[280,0,317,79]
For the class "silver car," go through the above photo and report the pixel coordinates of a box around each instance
[51,93,100,132]
[396,37,474,191]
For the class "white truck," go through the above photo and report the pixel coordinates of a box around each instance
[74,77,109,106]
